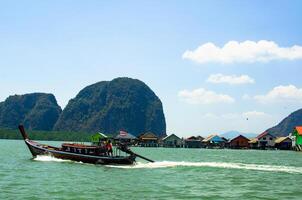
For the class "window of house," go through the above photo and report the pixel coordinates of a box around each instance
[263,137,266,140]
[269,137,273,140]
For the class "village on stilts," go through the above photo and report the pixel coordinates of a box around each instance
[106,126,302,151]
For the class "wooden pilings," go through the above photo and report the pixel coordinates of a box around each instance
[294,145,302,151]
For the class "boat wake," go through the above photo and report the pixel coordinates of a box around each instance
[32,155,302,174]
[107,161,302,174]
[33,155,72,163]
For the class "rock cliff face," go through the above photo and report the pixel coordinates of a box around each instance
[54,77,166,136]
[0,93,62,130]
[266,108,302,136]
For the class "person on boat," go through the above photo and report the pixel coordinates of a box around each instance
[98,137,103,146]
[98,140,107,155]
[106,140,113,156]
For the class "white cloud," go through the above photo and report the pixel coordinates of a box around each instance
[202,113,219,119]
[178,88,235,104]
[182,40,302,64]
[242,111,269,118]
[221,113,240,119]
[242,94,251,100]
[207,74,255,85]
[254,85,302,103]
[202,111,271,121]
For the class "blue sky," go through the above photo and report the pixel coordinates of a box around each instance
[1,0,302,136]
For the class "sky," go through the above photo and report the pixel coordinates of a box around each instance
[0,0,302,137]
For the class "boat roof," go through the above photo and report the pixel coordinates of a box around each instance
[62,143,99,149]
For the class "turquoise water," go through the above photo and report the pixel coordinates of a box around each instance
[1,139,302,200]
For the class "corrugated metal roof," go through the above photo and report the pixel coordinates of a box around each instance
[248,138,258,144]
[211,135,225,142]
[202,134,224,143]
[141,138,158,140]
[230,135,250,142]
[296,126,302,135]
[202,134,216,142]
[256,131,268,139]
[275,137,291,144]
[115,132,137,140]
[139,132,158,139]
[162,134,181,141]
[187,136,197,140]
[256,131,276,139]
[185,135,204,141]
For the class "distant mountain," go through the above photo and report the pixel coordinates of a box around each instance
[220,131,257,140]
[0,93,62,130]
[54,77,166,136]
[266,108,302,137]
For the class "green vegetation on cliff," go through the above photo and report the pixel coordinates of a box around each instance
[0,128,94,142]
[54,77,166,136]
[0,93,62,131]
[266,108,302,136]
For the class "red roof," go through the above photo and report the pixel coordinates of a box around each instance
[230,134,249,142]
[256,131,268,139]
[295,126,302,135]
[187,136,197,140]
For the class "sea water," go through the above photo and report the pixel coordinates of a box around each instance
[0,139,302,199]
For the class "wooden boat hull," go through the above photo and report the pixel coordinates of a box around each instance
[18,125,136,165]
[24,139,136,165]
[18,125,157,165]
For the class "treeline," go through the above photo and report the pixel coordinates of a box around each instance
[0,128,96,142]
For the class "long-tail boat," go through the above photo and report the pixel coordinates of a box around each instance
[18,125,154,165]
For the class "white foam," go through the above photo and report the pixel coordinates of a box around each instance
[33,155,71,162]
[32,155,302,174]
[107,161,302,174]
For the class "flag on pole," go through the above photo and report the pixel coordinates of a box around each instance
[120,130,128,136]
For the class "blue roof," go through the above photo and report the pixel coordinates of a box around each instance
[210,135,224,143]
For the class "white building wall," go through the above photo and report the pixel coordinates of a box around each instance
[258,134,276,147]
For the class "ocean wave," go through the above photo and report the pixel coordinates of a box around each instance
[107,161,302,174]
